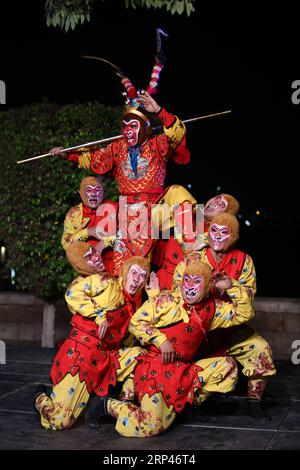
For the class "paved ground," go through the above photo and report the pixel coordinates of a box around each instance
[0,346,300,450]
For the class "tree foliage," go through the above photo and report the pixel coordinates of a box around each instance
[0,101,120,301]
[45,0,195,32]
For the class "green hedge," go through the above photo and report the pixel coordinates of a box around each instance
[0,101,120,300]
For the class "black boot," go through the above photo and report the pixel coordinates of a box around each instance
[247,398,271,421]
[85,395,108,429]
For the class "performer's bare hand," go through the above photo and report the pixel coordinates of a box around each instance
[214,275,233,291]
[146,272,160,291]
[160,340,175,364]
[137,91,161,113]
[98,320,109,340]
[49,147,68,159]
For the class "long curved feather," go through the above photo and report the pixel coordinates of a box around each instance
[81,55,125,79]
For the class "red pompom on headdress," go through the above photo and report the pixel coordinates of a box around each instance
[121,28,168,119]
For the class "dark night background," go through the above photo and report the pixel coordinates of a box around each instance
[1,1,299,297]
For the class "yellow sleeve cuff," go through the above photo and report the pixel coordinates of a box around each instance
[75,228,89,241]
[152,333,168,348]
[103,235,116,247]
[78,151,92,169]
[95,314,107,326]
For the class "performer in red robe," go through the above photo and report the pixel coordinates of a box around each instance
[173,213,276,418]
[50,79,195,275]
[34,242,150,430]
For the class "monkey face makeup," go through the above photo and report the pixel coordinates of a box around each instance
[80,177,104,208]
[204,195,228,220]
[208,224,231,252]
[208,213,239,252]
[181,261,213,304]
[124,264,148,296]
[83,246,105,272]
[84,185,103,208]
[181,274,205,305]
[122,112,150,147]
[122,119,141,147]
[66,241,104,275]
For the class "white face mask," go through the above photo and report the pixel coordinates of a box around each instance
[84,246,105,272]
[181,274,204,305]
[208,224,230,252]
[124,264,147,295]
[204,195,228,219]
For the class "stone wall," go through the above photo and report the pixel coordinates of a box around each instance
[0,292,70,347]
[250,297,300,360]
[0,292,299,358]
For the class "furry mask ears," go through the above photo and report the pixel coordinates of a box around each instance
[221,194,240,216]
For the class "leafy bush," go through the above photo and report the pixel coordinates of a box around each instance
[0,101,120,300]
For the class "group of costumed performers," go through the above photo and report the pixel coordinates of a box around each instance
[33,47,276,436]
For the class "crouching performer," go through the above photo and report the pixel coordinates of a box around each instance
[84,260,254,437]
[34,242,150,430]
[173,213,276,418]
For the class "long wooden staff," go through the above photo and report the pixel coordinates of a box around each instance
[17,110,231,164]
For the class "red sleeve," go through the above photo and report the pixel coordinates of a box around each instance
[156,107,176,128]
[171,136,190,165]
[67,153,80,163]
